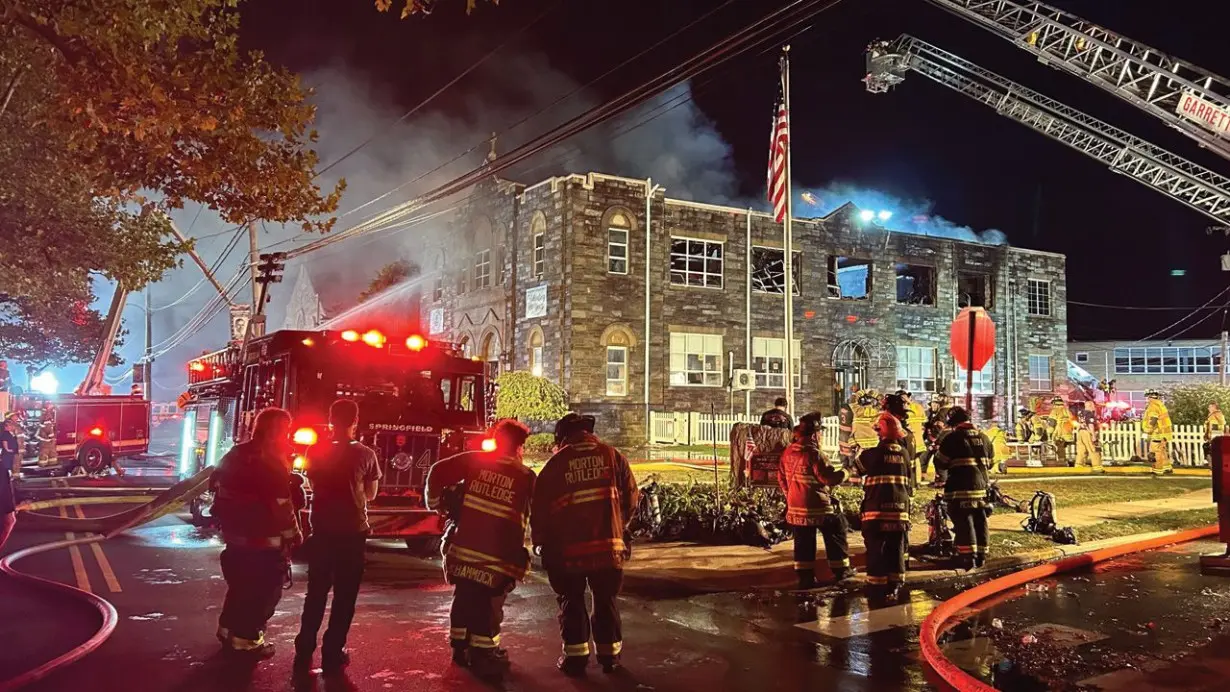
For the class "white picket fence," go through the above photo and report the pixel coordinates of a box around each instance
[649,413,1210,466]
[650,411,841,455]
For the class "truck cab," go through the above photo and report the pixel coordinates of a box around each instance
[180,328,489,550]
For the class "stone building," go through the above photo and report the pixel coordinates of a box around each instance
[396,170,1069,443]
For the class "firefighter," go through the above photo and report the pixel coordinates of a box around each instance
[901,390,927,481]
[779,412,853,589]
[921,399,947,485]
[760,396,794,430]
[851,389,881,457]
[425,419,535,681]
[1142,389,1173,475]
[1075,401,1104,471]
[5,413,23,480]
[933,407,993,570]
[1014,408,1035,442]
[1047,397,1075,466]
[1207,403,1226,441]
[36,417,56,467]
[856,412,913,602]
[884,393,918,476]
[984,421,1011,470]
[210,407,301,658]
[838,389,856,467]
[531,413,638,677]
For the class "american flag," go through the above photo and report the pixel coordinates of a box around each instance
[766,58,790,223]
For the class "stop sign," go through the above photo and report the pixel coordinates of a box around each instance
[950,307,996,372]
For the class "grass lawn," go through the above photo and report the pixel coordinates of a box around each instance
[993,478,1208,509]
[637,444,731,458]
[986,507,1218,558]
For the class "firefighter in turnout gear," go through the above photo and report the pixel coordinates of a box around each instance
[1075,401,1104,471]
[1014,408,1036,443]
[933,407,993,570]
[851,390,882,456]
[837,390,856,467]
[1047,397,1075,466]
[425,419,536,680]
[1143,389,1173,475]
[779,413,853,588]
[210,408,302,658]
[1207,403,1225,441]
[531,414,639,677]
[921,398,949,485]
[36,418,56,467]
[856,412,914,601]
[901,391,927,482]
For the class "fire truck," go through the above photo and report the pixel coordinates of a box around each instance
[180,327,490,551]
[11,393,151,475]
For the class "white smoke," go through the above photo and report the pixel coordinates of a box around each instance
[797,182,1008,245]
[88,55,740,398]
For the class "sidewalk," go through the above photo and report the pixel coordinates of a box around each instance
[621,491,1215,595]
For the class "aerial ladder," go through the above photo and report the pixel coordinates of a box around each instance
[864,36,1230,224]
[919,0,1230,162]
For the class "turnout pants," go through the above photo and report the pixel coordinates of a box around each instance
[791,514,850,586]
[219,546,287,646]
[546,568,624,663]
[1075,430,1102,469]
[949,507,989,565]
[862,530,907,588]
[1054,439,1069,466]
[295,532,367,661]
[449,577,509,653]
[1151,439,1173,474]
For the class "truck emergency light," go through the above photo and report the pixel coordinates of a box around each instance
[362,330,386,347]
[189,361,206,372]
[88,426,104,437]
[481,438,497,452]
[406,335,427,351]
[292,427,318,446]
[340,330,360,342]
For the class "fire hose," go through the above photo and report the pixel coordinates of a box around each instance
[0,468,214,691]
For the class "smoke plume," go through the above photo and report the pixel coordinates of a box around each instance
[797,182,1008,245]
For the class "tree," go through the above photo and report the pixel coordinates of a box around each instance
[494,371,569,422]
[1163,383,1230,426]
[0,0,344,366]
[358,259,420,303]
[374,0,498,19]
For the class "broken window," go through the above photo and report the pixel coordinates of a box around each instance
[826,256,871,300]
[895,263,936,306]
[670,237,724,289]
[958,272,992,309]
[750,247,802,295]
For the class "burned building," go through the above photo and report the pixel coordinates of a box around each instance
[347,170,1067,443]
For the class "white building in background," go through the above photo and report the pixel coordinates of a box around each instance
[1067,338,1228,411]
[280,266,324,331]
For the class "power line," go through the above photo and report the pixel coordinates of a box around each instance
[1133,285,1230,343]
[1069,300,1230,310]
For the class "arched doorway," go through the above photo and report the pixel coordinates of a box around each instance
[481,331,502,379]
[831,337,896,409]
[458,335,472,358]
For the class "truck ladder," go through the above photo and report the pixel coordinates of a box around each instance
[921,0,1230,161]
[865,35,1230,223]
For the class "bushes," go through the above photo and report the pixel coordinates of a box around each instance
[494,371,569,422]
[1164,383,1230,426]
[523,433,555,456]
[631,478,790,546]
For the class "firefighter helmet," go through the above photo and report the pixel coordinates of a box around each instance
[945,406,971,427]
[1050,396,1065,405]
[553,412,596,445]
[874,411,904,440]
[1144,388,1162,399]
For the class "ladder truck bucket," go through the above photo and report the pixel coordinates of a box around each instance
[864,40,907,94]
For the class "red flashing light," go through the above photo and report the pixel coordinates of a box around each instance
[406,335,427,351]
[301,337,315,347]
[189,361,206,372]
[292,427,318,446]
[292,455,307,471]
[88,426,104,437]
[480,438,497,453]
[340,330,360,342]
[362,330,386,347]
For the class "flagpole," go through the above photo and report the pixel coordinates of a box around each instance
[781,45,796,420]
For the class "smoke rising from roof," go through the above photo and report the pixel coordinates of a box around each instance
[798,182,1008,245]
[96,54,740,398]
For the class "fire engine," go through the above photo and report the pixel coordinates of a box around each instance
[179,327,490,551]
[11,393,151,475]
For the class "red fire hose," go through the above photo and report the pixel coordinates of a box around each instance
[920,524,1220,692]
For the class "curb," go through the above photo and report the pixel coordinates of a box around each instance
[919,524,1220,692]
[0,536,120,692]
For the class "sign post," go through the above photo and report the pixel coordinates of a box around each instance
[949,307,996,416]
[1201,436,1230,575]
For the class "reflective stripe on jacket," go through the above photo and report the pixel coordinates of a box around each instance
[778,440,848,526]
[1143,400,1173,440]
[934,424,992,510]
[530,433,639,573]
[856,442,912,533]
[426,451,536,588]
[211,440,299,545]
[1206,412,1226,440]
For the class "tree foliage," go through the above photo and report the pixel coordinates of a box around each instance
[1163,383,1230,426]
[374,0,498,19]
[358,259,420,303]
[0,0,343,367]
[494,371,569,422]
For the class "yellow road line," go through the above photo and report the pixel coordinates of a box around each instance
[58,503,93,593]
[70,503,122,593]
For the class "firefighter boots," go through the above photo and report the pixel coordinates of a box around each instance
[321,649,350,675]
[557,655,588,677]
[469,649,507,681]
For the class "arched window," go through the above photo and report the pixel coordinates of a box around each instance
[600,325,636,397]
[530,212,547,280]
[528,327,545,377]
[481,331,502,378]
[458,334,472,358]
[603,208,634,275]
[472,217,494,290]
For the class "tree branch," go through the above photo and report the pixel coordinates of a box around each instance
[0,3,81,64]
[0,67,24,119]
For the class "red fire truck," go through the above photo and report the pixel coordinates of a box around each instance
[180,327,490,552]
[11,393,151,475]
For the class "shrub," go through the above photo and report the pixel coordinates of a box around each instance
[1163,383,1230,426]
[494,371,569,422]
[523,433,555,456]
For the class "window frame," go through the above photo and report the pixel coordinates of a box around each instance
[953,358,996,396]
[827,256,873,300]
[605,345,628,396]
[1027,278,1052,317]
[1074,351,1089,364]
[957,271,993,309]
[749,246,802,296]
[894,262,937,306]
[669,236,724,290]
[751,337,802,389]
[473,249,491,290]
[668,332,724,387]
[432,275,444,302]
[607,227,629,275]
[1028,354,1052,391]
[1112,346,1221,375]
[533,233,545,280]
[895,345,937,394]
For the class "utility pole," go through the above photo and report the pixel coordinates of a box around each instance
[248,221,260,307]
[143,288,153,400]
[1222,330,1228,386]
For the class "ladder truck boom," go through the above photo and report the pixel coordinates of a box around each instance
[865,36,1230,223]
[921,0,1230,161]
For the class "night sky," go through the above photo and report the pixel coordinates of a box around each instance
[236,0,1230,343]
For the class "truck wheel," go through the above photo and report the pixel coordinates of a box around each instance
[404,536,443,557]
[77,442,112,475]
[190,490,217,528]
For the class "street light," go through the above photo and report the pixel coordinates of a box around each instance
[859,209,875,222]
[877,210,893,221]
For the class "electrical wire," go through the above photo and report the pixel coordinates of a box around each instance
[1133,284,1230,343]
[1157,300,1230,341]
[1069,300,1230,310]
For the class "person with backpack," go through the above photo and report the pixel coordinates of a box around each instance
[856,412,914,601]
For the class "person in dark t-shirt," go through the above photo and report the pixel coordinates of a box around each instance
[760,397,794,430]
[0,416,19,548]
[294,399,381,675]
